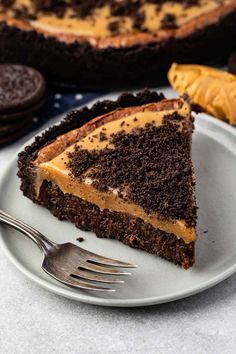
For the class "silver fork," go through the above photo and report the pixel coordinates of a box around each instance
[0,210,137,292]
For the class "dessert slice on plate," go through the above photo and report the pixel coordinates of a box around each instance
[18,91,197,269]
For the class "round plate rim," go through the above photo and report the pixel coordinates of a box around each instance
[1,112,236,307]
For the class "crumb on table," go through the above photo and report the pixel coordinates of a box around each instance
[76,237,84,243]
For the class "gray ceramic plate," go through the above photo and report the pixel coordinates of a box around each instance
[1,91,236,307]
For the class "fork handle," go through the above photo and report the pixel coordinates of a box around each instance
[0,209,55,254]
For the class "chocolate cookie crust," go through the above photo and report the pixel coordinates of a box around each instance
[1,7,236,88]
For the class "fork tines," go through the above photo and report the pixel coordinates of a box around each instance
[68,250,137,292]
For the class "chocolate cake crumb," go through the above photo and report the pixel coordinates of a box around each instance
[161,13,178,29]
[111,0,141,17]
[76,236,84,242]
[163,111,185,124]
[183,0,200,8]
[99,131,107,141]
[133,11,145,30]
[67,147,99,177]
[108,21,120,35]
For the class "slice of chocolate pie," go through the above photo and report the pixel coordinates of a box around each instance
[1,0,236,88]
[18,91,197,269]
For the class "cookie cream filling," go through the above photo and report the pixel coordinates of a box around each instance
[34,99,196,243]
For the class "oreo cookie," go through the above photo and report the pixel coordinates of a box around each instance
[0,64,46,146]
[228,51,236,76]
[0,118,33,145]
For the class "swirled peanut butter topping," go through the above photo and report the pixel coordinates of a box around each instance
[0,0,233,48]
[168,63,236,125]
[34,98,196,244]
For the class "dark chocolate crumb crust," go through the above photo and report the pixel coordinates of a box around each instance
[0,7,236,88]
[67,114,197,227]
[39,181,194,269]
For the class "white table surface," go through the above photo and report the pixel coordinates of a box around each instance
[1,115,236,354]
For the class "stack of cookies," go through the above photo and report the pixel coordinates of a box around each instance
[0,64,46,146]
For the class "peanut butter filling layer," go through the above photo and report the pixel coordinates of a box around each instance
[0,0,235,48]
[34,99,196,244]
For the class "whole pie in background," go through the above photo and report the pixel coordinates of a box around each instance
[0,0,236,88]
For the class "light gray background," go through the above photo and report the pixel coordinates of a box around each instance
[1,108,236,354]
